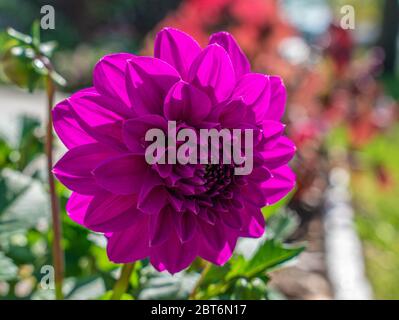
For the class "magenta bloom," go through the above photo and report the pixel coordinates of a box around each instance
[53,28,295,273]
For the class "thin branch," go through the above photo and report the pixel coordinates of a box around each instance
[45,74,64,300]
[189,262,211,300]
[111,263,135,300]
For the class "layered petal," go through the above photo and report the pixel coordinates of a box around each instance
[53,143,119,194]
[93,154,148,195]
[261,136,296,169]
[261,165,296,205]
[233,73,271,123]
[122,115,167,154]
[93,53,134,107]
[262,120,285,149]
[198,225,238,265]
[239,204,266,238]
[66,192,93,225]
[106,213,150,263]
[52,100,96,149]
[126,56,180,116]
[83,190,139,233]
[188,44,235,103]
[150,230,199,274]
[164,80,212,125]
[209,31,250,78]
[263,76,287,121]
[68,90,125,149]
[154,27,202,79]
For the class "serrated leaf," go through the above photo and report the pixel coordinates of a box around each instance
[241,240,304,278]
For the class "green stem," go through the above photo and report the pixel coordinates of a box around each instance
[111,263,135,300]
[45,75,64,300]
[189,262,211,300]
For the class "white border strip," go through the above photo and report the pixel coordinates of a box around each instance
[324,167,373,300]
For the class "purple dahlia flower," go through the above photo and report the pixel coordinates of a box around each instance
[53,28,296,273]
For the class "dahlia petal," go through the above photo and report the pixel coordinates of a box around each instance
[198,226,238,265]
[198,208,216,225]
[93,154,148,195]
[154,27,202,80]
[150,230,198,274]
[52,100,95,149]
[149,208,173,246]
[233,73,271,123]
[248,166,272,182]
[137,169,164,211]
[262,120,285,149]
[68,91,125,149]
[188,44,235,104]
[122,115,167,154]
[198,219,226,250]
[126,56,180,116]
[219,98,247,128]
[106,214,150,263]
[175,211,197,243]
[262,136,296,169]
[53,143,119,194]
[93,53,134,107]
[167,193,184,212]
[241,182,267,207]
[84,190,138,233]
[220,208,243,230]
[263,76,287,121]
[66,192,93,225]
[154,164,173,179]
[239,205,265,238]
[209,32,250,78]
[164,80,212,124]
[137,186,168,215]
[261,165,296,205]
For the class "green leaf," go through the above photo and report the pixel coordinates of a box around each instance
[266,209,300,242]
[138,269,199,300]
[0,251,18,281]
[240,240,304,278]
[194,263,232,299]
[0,168,49,238]
[1,46,41,91]
[64,276,106,300]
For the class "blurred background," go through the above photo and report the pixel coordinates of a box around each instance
[0,0,398,300]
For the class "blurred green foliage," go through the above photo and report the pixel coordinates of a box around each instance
[352,126,399,299]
